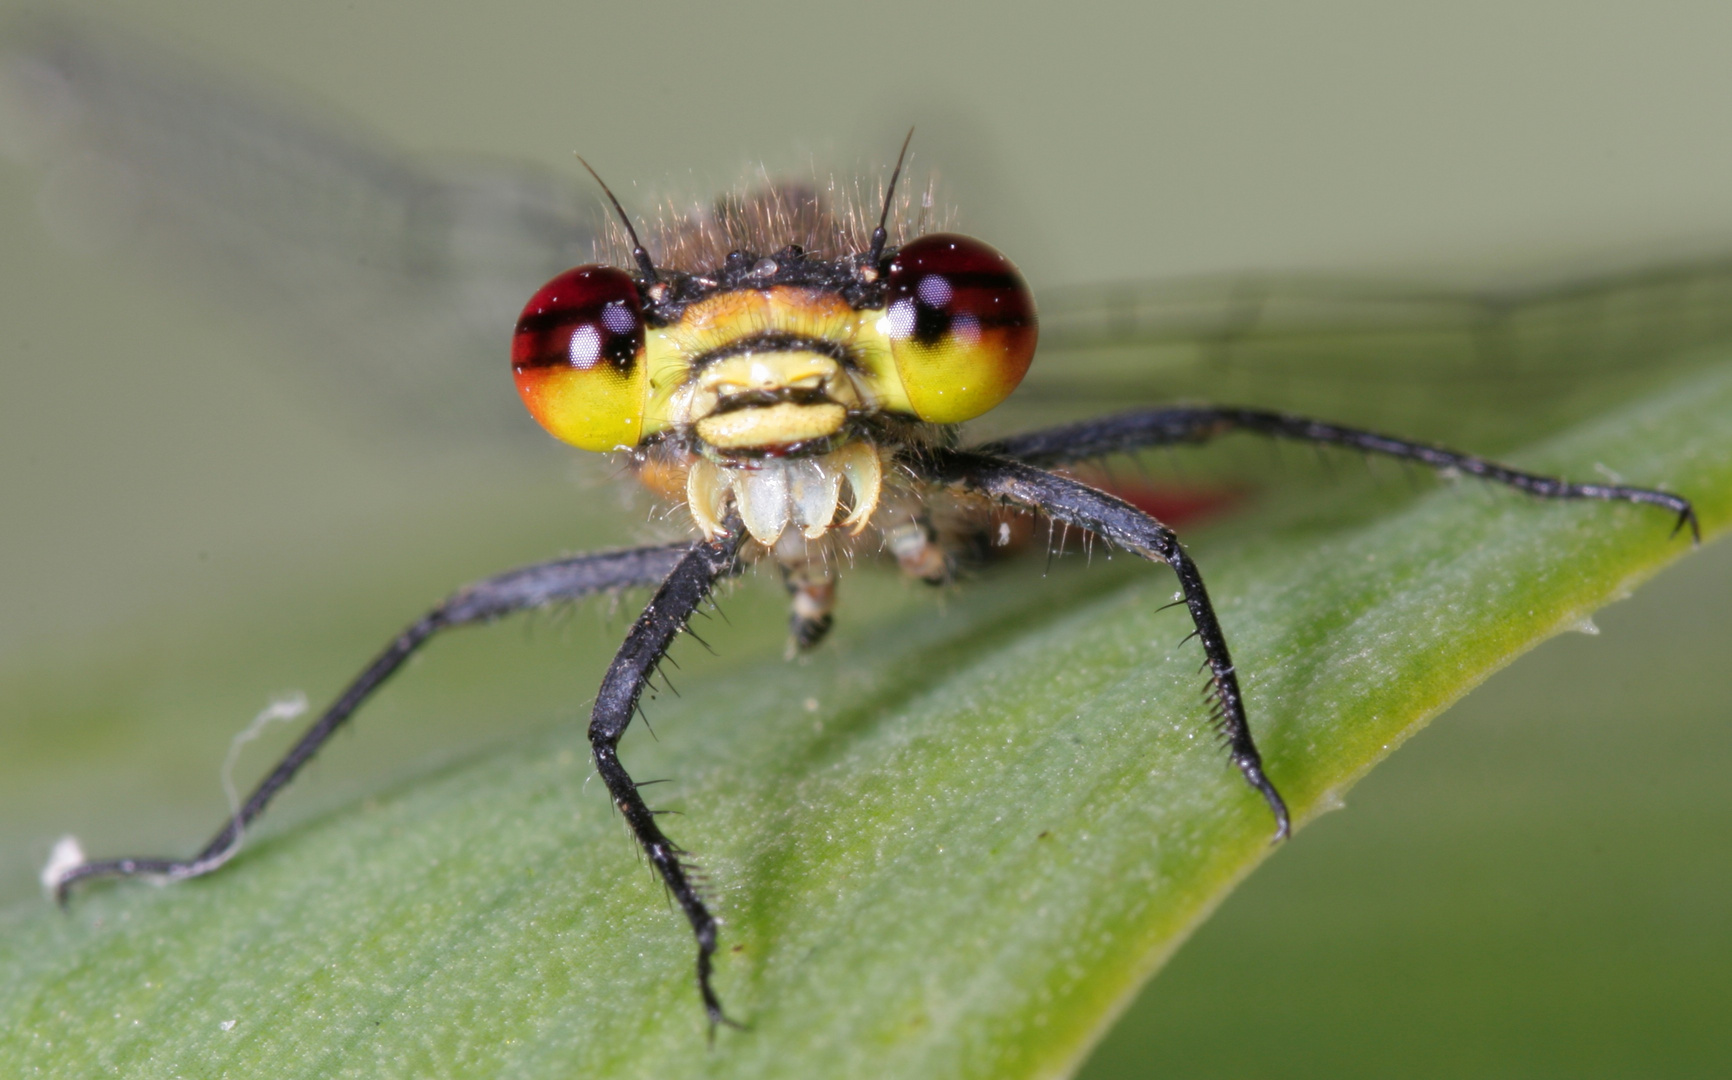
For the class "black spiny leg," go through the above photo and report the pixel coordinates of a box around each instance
[981,406,1699,541]
[52,542,697,903]
[589,529,748,1033]
[923,449,1291,841]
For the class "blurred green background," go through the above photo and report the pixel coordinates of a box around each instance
[1,1,1729,1076]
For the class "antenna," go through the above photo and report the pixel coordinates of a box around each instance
[866,127,915,266]
[575,155,658,283]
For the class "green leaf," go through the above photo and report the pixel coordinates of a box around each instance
[2,353,1730,1079]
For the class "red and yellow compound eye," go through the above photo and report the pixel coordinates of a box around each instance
[883,234,1037,424]
[511,265,648,451]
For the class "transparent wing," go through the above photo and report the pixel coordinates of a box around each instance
[0,15,603,444]
[984,259,1732,456]
[7,15,1732,473]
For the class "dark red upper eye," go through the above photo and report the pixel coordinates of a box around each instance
[511,265,645,375]
[882,234,1037,423]
[885,233,1037,349]
[511,265,650,452]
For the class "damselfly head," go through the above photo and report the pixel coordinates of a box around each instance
[511,160,1038,546]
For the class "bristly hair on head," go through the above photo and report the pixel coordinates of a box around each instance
[597,165,950,276]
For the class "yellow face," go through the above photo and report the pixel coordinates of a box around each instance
[645,288,893,454]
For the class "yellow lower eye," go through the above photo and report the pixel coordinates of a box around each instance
[884,234,1037,424]
[511,265,649,451]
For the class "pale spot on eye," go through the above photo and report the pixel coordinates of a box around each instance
[601,302,636,334]
[917,274,953,308]
[886,299,916,339]
[568,325,602,369]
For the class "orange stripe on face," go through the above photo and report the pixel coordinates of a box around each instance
[655,288,862,360]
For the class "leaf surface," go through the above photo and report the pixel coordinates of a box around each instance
[1,354,1729,1079]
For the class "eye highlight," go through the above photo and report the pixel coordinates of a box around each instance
[883,234,1037,424]
[511,265,648,451]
